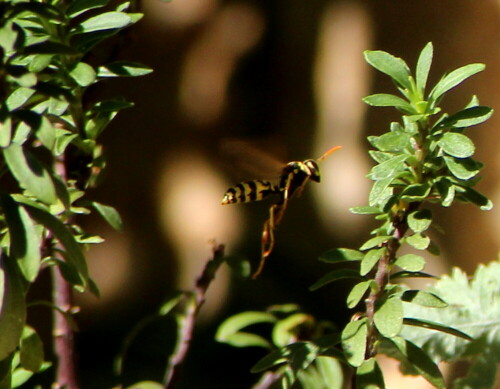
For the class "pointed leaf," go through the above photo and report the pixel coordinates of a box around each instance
[215,311,275,348]
[364,50,411,89]
[360,248,384,276]
[388,337,445,388]
[66,0,109,18]
[3,143,58,205]
[20,325,44,372]
[359,236,390,251]
[363,94,414,113]
[91,202,123,231]
[347,281,372,308]
[436,106,492,129]
[416,42,433,94]
[341,319,368,367]
[319,248,363,263]
[401,290,447,308]
[309,269,362,291]
[430,63,485,102]
[368,154,409,180]
[368,178,392,207]
[403,318,472,340]
[97,61,153,77]
[78,12,133,33]
[456,186,492,210]
[23,204,89,283]
[1,195,41,282]
[0,255,26,360]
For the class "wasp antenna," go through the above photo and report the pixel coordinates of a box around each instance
[317,145,342,162]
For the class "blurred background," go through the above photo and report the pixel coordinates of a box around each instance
[37,0,500,387]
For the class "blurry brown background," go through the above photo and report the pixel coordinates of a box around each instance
[50,0,500,387]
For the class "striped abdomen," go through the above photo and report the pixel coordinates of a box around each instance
[222,180,278,205]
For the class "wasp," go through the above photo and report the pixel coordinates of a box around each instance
[221,145,341,278]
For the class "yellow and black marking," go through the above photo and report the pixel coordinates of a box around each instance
[221,180,278,205]
[221,145,341,278]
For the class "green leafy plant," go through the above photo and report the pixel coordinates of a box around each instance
[216,42,496,389]
[0,0,150,387]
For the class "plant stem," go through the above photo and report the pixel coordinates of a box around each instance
[364,202,419,358]
[51,265,79,389]
[163,243,225,388]
[51,155,79,389]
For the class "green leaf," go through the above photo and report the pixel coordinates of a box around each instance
[360,248,384,276]
[0,255,26,361]
[23,204,89,285]
[400,183,431,201]
[416,42,433,94]
[20,326,44,372]
[443,156,481,180]
[362,94,414,113]
[438,132,475,158]
[387,337,445,388]
[368,178,392,207]
[401,290,447,308]
[347,281,372,309]
[315,356,344,389]
[78,12,133,33]
[3,143,58,205]
[368,154,409,180]
[359,236,390,251]
[430,63,485,102]
[434,177,455,207]
[90,202,123,231]
[66,0,109,18]
[341,319,367,367]
[350,206,380,215]
[391,271,436,280]
[403,318,471,340]
[406,234,430,250]
[6,88,35,111]
[1,195,41,282]
[435,106,493,129]
[319,248,363,263]
[374,296,403,338]
[215,311,276,348]
[408,209,432,233]
[0,113,12,147]
[97,61,153,77]
[251,348,286,372]
[356,357,385,389]
[370,131,411,153]
[69,62,96,87]
[364,50,412,90]
[455,186,493,210]
[309,269,362,291]
[273,313,312,347]
[394,254,426,272]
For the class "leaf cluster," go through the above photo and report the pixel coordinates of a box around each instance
[0,0,150,385]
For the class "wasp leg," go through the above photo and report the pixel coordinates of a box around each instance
[252,204,278,279]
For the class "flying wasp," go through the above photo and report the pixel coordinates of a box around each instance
[221,145,341,278]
